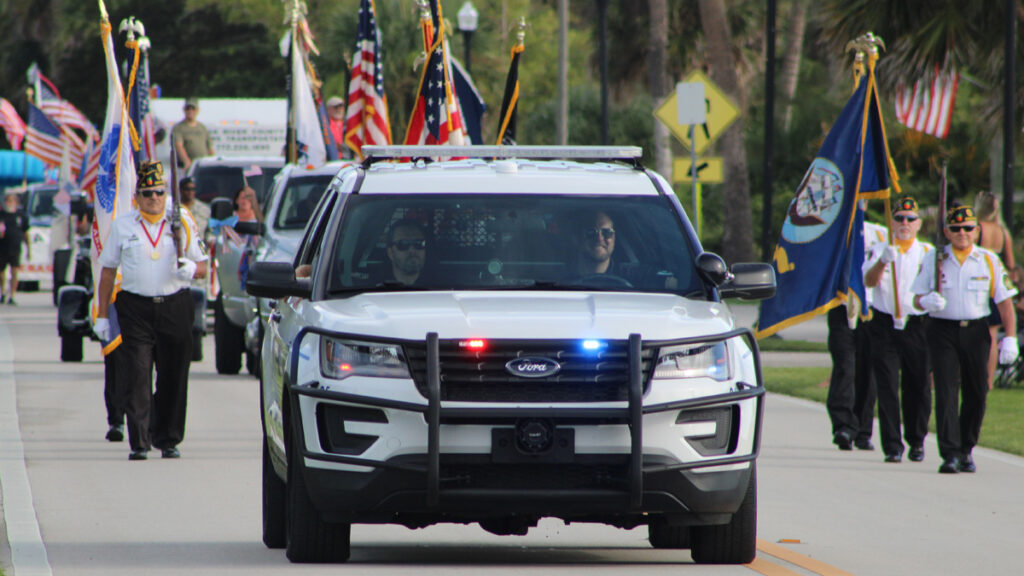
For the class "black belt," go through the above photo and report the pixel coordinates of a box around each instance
[122,289,187,304]
[931,317,986,328]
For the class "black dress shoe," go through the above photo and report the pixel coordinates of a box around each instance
[884,452,902,463]
[128,449,148,461]
[833,430,854,451]
[958,453,976,473]
[908,445,925,462]
[105,425,124,442]
[161,447,181,459]
[938,457,960,474]
[855,438,875,451]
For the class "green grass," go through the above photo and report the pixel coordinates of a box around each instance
[755,338,829,353]
[763,367,1024,457]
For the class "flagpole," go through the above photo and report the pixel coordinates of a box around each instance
[22,88,32,187]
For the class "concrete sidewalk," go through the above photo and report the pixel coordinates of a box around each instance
[730,302,832,368]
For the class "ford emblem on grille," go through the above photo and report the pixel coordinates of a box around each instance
[505,357,561,378]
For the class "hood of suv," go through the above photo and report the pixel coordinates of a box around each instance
[309,291,735,342]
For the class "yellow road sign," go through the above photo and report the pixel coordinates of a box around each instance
[673,156,724,184]
[654,70,740,155]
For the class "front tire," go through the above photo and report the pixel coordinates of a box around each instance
[262,435,286,549]
[214,296,243,374]
[689,467,757,564]
[60,335,83,362]
[285,427,351,563]
[648,517,691,549]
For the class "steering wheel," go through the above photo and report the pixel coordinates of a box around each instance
[571,273,634,288]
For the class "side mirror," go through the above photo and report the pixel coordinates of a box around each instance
[234,221,265,236]
[719,263,777,300]
[69,193,91,216]
[210,197,233,221]
[696,252,730,287]
[245,261,311,299]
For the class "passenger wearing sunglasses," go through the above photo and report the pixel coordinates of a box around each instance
[862,196,933,464]
[911,206,1018,474]
[94,161,208,461]
[383,219,429,286]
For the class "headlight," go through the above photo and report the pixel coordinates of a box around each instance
[653,342,730,381]
[320,337,410,380]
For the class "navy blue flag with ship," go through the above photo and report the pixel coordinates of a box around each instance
[756,56,897,338]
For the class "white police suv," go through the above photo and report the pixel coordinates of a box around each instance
[246,146,775,564]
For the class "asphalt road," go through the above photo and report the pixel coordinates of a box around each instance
[2,291,1023,575]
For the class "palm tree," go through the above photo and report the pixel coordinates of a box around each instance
[699,0,755,263]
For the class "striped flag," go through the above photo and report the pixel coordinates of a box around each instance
[894,69,958,139]
[28,64,99,142]
[0,98,26,150]
[403,1,466,147]
[343,0,393,159]
[496,39,524,145]
[26,103,65,167]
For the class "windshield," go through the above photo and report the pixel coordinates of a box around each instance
[325,194,702,296]
[28,187,58,223]
[273,175,333,230]
[193,165,281,205]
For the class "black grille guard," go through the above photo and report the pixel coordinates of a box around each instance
[285,326,765,509]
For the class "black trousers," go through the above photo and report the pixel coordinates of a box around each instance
[927,318,990,460]
[827,306,875,439]
[866,311,931,455]
[114,290,194,452]
[103,349,124,427]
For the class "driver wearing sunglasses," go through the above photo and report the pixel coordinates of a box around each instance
[383,219,429,286]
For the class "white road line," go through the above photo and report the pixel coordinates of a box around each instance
[0,322,53,576]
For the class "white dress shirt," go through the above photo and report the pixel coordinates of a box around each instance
[911,244,1017,321]
[864,239,933,328]
[98,209,207,297]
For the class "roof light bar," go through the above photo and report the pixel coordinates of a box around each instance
[361,145,643,161]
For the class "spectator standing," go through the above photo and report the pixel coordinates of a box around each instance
[171,98,214,172]
[179,177,209,240]
[326,96,346,157]
[974,191,1016,389]
[912,206,1018,474]
[94,161,208,461]
[0,193,30,305]
[863,197,933,463]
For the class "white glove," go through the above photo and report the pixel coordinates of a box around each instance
[999,337,1019,365]
[918,292,947,313]
[93,318,110,341]
[176,258,197,281]
[880,245,897,264]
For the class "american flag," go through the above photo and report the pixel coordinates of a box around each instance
[894,69,959,139]
[29,64,99,142]
[403,0,466,148]
[0,98,26,150]
[26,103,65,167]
[343,0,392,158]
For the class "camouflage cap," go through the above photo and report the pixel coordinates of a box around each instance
[946,205,977,226]
[136,161,165,190]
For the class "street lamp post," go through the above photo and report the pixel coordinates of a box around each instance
[458,1,479,73]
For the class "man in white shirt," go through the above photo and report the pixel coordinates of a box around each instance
[862,197,933,463]
[94,161,208,461]
[912,206,1018,474]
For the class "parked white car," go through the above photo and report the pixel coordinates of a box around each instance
[246,146,775,564]
[211,161,348,375]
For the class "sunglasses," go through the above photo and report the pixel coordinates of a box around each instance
[948,225,976,233]
[138,189,166,198]
[182,186,195,192]
[893,215,918,223]
[583,227,616,241]
[391,238,426,251]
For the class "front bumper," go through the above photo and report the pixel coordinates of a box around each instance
[283,328,764,524]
